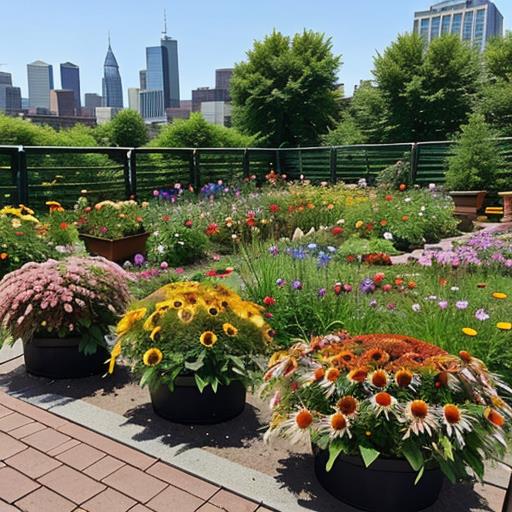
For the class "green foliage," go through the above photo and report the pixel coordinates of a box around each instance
[375,157,411,189]
[483,33,512,82]
[44,210,79,246]
[321,114,365,146]
[231,30,341,147]
[151,113,256,148]
[445,114,505,191]
[374,34,480,142]
[110,109,148,147]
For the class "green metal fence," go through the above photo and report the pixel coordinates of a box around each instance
[1,139,511,209]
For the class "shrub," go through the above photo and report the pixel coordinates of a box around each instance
[376,157,411,189]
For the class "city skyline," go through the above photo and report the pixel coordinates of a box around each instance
[1,0,511,106]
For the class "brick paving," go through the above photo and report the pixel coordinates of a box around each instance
[0,391,268,512]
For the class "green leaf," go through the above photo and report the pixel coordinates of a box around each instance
[438,459,457,484]
[139,367,156,388]
[194,373,208,393]
[463,450,484,480]
[439,436,454,461]
[414,465,425,485]
[211,378,219,393]
[359,445,380,468]
[401,440,424,472]
[326,440,344,472]
[185,358,205,371]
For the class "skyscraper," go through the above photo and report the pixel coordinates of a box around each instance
[139,70,147,90]
[102,39,123,108]
[139,89,166,122]
[215,69,233,96]
[27,60,54,110]
[0,72,22,115]
[160,33,180,108]
[413,0,504,51]
[50,90,75,116]
[128,88,141,112]
[60,62,81,112]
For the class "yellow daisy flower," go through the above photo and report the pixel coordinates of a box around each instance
[116,308,147,336]
[492,292,508,300]
[143,348,163,366]
[223,323,238,337]
[150,326,161,342]
[108,341,122,374]
[497,322,512,331]
[178,307,195,323]
[462,327,477,337]
[200,331,218,348]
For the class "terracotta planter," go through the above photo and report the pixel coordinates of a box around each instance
[314,448,444,512]
[23,336,109,379]
[449,191,487,220]
[149,376,246,424]
[80,232,149,262]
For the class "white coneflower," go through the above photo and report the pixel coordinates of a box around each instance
[442,404,473,447]
[318,412,352,440]
[402,400,439,439]
[370,392,399,420]
[272,408,315,445]
[319,367,341,397]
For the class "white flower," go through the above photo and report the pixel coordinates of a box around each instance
[318,412,352,440]
[178,241,185,246]
[157,244,165,254]
[337,219,345,225]
[401,400,439,439]
[383,232,393,240]
[405,197,411,203]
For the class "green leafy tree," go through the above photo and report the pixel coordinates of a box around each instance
[483,33,512,82]
[374,34,480,142]
[109,109,148,147]
[321,113,365,146]
[231,30,341,147]
[151,112,256,148]
[445,114,505,191]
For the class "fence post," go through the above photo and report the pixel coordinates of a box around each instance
[242,149,250,179]
[275,149,281,173]
[298,147,303,177]
[122,150,131,199]
[128,149,137,198]
[364,149,370,182]
[191,149,201,192]
[329,147,337,184]
[17,146,28,205]
[410,143,419,184]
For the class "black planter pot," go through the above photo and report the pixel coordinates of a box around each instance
[149,377,246,424]
[314,448,444,512]
[23,337,109,379]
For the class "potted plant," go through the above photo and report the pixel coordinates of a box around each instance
[0,256,131,379]
[262,332,510,512]
[76,199,148,262]
[445,114,504,224]
[110,281,274,424]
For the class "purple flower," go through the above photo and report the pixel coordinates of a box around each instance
[317,252,331,268]
[456,300,468,310]
[369,299,378,308]
[387,303,396,311]
[152,190,160,197]
[276,278,286,287]
[268,245,279,256]
[412,303,421,312]
[318,288,327,298]
[359,278,376,294]
[134,254,145,266]
[160,261,169,270]
[475,308,490,321]
[292,280,303,290]
[438,300,448,310]
[343,284,353,293]
[505,259,512,268]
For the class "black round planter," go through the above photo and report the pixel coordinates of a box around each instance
[23,337,109,379]
[149,377,246,424]
[314,448,444,512]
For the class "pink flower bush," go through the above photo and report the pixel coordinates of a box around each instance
[0,257,131,351]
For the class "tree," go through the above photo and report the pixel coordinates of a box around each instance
[231,30,341,147]
[483,33,512,82]
[373,34,480,142]
[151,113,256,148]
[321,114,365,146]
[445,114,505,191]
[109,109,148,147]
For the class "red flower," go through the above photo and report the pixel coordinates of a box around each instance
[84,206,92,213]
[399,184,407,191]
[346,255,356,263]
[333,282,343,296]
[246,217,257,227]
[385,195,393,202]
[205,223,220,236]
[269,204,280,214]
[59,222,69,230]
[380,219,388,226]
[402,215,409,221]
[382,284,392,293]
[407,281,417,289]
[263,296,276,306]
[162,215,171,222]
[184,219,193,228]
[394,277,404,286]
[15,231,24,236]
[135,216,143,223]
[374,272,385,284]
[366,223,374,231]
[331,226,344,236]
[264,312,273,319]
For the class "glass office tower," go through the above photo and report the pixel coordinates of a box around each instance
[102,42,123,108]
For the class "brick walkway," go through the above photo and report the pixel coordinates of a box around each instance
[0,391,270,512]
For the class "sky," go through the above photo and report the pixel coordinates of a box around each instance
[1,0,511,104]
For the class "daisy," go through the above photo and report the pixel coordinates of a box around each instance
[442,404,473,447]
[272,408,315,444]
[318,412,352,440]
[370,392,399,420]
[402,400,438,439]
[319,367,341,397]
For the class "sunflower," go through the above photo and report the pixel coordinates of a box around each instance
[208,306,219,317]
[143,348,163,366]
[117,308,147,336]
[143,311,161,332]
[177,307,195,323]
[363,348,390,366]
[200,331,218,348]
[150,326,161,342]
[223,323,238,337]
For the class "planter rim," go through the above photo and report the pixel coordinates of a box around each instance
[448,190,487,195]
[79,232,148,243]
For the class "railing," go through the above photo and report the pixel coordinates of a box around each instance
[1,139,511,209]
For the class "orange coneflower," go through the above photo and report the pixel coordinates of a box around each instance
[222,323,238,337]
[484,407,505,428]
[337,396,358,416]
[442,404,473,447]
[143,348,163,367]
[347,367,368,384]
[319,412,352,440]
[370,392,399,420]
[330,350,357,368]
[402,400,438,439]
[395,369,414,388]
[369,369,389,388]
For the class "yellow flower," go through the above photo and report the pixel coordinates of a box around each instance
[497,322,512,331]
[199,331,218,348]
[178,307,195,323]
[492,292,508,300]
[143,311,161,331]
[11,218,21,229]
[116,307,147,336]
[150,326,161,342]
[263,327,275,343]
[355,220,364,229]
[223,323,238,337]
[208,306,219,316]
[143,348,163,366]
[156,299,174,312]
[462,327,477,337]
[108,341,122,374]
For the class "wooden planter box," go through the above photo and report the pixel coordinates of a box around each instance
[449,191,487,219]
[80,232,149,262]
